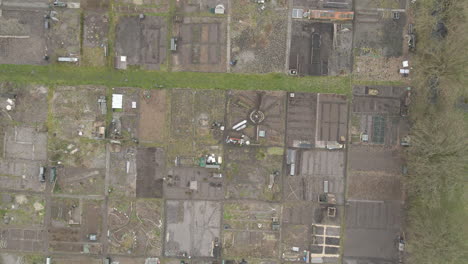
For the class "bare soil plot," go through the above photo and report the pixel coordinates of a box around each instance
[115,16,167,70]
[282,202,315,225]
[353,0,407,80]
[345,201,401,230]
[108,198,163,255]
[316,94,347,144]
[292,0,352,9]
[170,89,195,139]
[8,84,48,125]
[286,92,317,148]
[0,83,48,159]
[226,90,286,146]
[48,199,103,254]
[328,23,353,75]
[289,22,333,76]
[224,146,282,201]
[109,146,137,197]
[107,257,160,264]
[228,260,278,264]
[344,84,407,263]
[351,111,407,147]
[348,171,402,201]
[4,126,47,161]
[281,224,309,261]
[81,200,103,240]
[347,146,403,201]
[284,149,345,205]
[114,0,170,13]
[54,167,105,195]
[139,89,168,143]
[348,146,402,174]
[49,85,106,139]
[172,17,227,72]
[49,138,106,169]
[343,201,401,262]
[49,256,102,264]
[354,0,406,57]
[50,197,81,226]
[350,86,410,146]
[0,125,47,191]
[0,11,47,65]
[49,86,106,168]
[175,0,229,13]
[289,18,353,76]
[49,240,101,253]
[354,56,405,81]
[112,87,140,141]
[82,12,109,66]
[310,224,341,261]
[167,89,226,165]
[0,254,46,264]
[0,193,45,227]
[282,201,341,232]
[135,147,164,198]
[193,89,226,143]
[81,0,110,11]
[223,201,281,258]
[165,167,223,200]
[284,198,343,227]
[165,200,220,257]
[46,8,81,61]
[170,89,225,140]
[0,159,44,191]
[0,228,45,252]
[230,0,288,73]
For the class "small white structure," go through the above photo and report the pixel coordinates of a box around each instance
[323,180,329,193]
[215,4,225,14]
[292,9,304,19]
[58,57,78,62]
[132,101,137,109]
[232,120,247,130]
[258,130,266,137]
[112,94,123,109]
[399,68,410,76]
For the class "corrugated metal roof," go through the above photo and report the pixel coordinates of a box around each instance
[112,94,123,109]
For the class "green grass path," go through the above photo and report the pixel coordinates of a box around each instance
[0,64,352,93]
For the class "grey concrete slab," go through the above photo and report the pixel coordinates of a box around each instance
[165,200,221,257]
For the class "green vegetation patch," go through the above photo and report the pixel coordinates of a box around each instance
[267,147,284,155]
[404,0,468,263]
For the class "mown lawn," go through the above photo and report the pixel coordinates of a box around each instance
[0,64,352,94]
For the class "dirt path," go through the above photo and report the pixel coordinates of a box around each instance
[101,143,111,257]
